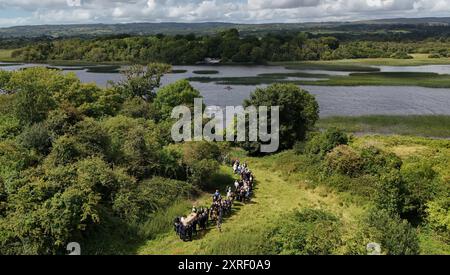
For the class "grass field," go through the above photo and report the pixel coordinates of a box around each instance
[317,115,450,138]
[0,49,19,62]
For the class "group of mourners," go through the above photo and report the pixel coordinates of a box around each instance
[173,159,255,242]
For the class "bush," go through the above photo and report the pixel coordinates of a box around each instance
[304,128,348,157]
[181,141,221,188]
[270,208,342,255]
[366,208,420,255]
[17,123,51,155]
[375,170,406,216]
[0,115,21,140]
[401,161,440,223]
[390,51,413,59]
[426,198,450,239]
[360,146,402,175]
[429,53,442,58]
[113,177,194,223]
[324,145,363,177]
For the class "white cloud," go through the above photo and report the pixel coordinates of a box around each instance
[0,0,449,27]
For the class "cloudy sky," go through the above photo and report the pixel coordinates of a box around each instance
[0,0,449,27]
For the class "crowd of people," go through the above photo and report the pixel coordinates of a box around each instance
[173,159,255,242]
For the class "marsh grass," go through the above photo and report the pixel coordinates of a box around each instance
[273,54,450,67]
[189,71,450,88]
[193,70,220,75]
[318,115,450,138]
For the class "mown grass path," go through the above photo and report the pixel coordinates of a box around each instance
[136,157,364,255]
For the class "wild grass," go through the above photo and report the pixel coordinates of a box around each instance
[170,69,188,74]
[318,115,450,138]
[138,200,193,239]
[193,70,220,75]
[272,54,450,67]
[189,71,450,88]
[280,62,380,72]
[0,49,19,62]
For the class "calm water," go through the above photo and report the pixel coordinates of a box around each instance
[1,62,450,117]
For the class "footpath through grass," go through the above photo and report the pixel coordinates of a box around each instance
[136,156,365,255]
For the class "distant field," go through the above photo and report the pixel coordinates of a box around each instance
[317,115,450,138]
[0,49,18,62]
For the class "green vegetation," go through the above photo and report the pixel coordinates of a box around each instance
[0,65,230,254]
[289,54,450,66]
[193,70,219,75]
[170,69,188,74]
[0,64,448,255]
[138,133,449,255]
[317,115,450,138]
[189,71,450,88]
[12,28,450,65]
[0,49,19,62]
[279,62,380,72]
[241,83,319,154]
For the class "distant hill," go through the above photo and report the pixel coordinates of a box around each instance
[1,17,450,38]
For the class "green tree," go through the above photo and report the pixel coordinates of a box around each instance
[115,63,171,102]
[153,79,201,121]
[243,83,319,154]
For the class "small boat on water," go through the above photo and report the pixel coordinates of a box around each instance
[224,86,233,91]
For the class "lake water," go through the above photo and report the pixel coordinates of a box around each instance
[1,62,450,117]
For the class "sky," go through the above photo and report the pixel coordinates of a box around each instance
[0,0,450,27]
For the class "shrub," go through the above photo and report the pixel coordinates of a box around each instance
[324,145,363,177]
[366,208,420,255]
[17,123,52,155]
[271,208,342,255]
[426,198,450,239]
[113,177,193,223]
[360,146,402,175]
[375,170,406,216]
[304,128,348,157]
[390,51,413,59]
[429,53,442,58]
[401,161,440,223]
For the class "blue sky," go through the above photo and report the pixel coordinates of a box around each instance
[0,0,449,27]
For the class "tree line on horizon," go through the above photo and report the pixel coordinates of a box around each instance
[10,29,450,64]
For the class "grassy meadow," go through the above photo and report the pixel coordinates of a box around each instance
[0,49,19,62]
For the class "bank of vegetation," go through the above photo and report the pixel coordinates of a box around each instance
[0,65,448,255]
[7,29,450,65]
